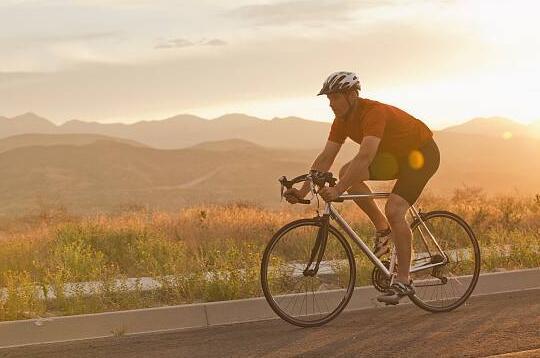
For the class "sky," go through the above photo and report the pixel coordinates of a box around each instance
[1,0,539,129]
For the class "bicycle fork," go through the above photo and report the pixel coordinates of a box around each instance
[303,214,329,277]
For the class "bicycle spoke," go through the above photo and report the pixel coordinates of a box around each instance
[261,220,355,326]
[409,211,480,312]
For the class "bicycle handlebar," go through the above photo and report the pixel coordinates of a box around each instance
[279,174,310,204]
[279,170,340,204]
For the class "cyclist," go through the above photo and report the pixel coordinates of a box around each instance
[284,71,440,304]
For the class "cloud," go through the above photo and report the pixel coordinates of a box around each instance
[0,18,495,123]
[154,37,227,49]
[30,31,120,44]
[227,0,391,26]
[203,38,227,46]
[154,44,175,49]
[154,38,195,49]
[63,32,120,42]
[0,71,47,84]
[169,38,195,47]
[0,0,537,126]
[0,31,120,48]
[0,0,155,8]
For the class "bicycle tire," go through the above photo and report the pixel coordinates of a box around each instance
[408,210,481,312]
[260,218,356,327]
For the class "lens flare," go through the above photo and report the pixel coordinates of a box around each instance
[408,150,425,170]
[502,131,513,140]
[370,152,399,179]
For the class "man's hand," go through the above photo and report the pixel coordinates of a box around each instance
[283,188,309,204]
[319,185,345,202]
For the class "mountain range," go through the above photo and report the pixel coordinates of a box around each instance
[3,112,540,149]
[0,112,538,215]
[0,112,330,149]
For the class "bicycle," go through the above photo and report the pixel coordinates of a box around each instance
[260,170,481,327]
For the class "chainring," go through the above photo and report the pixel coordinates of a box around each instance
[371,260,393,292]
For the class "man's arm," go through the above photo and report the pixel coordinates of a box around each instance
[297,140,342,194]
[334,136,381,194]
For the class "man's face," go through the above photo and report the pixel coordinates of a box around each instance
[327,92,351,118]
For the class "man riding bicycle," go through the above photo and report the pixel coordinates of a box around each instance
[284,71,440,304]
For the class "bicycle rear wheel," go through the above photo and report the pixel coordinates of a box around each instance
[409,211,481,312]
[261,218,356,327]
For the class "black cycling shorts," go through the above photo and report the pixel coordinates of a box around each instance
[368,138,440,205]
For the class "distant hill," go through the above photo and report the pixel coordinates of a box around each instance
[1,110,539,215]
[430,131,540,194]
[57,113,331,149]
[190,138,264,152]
[1,113,330,149]
[0,139,314,214]
[0,133,147,153]
[441,116,540,139]
[0,113,56,137]
[0,133,538,215]
[3,112,540,149]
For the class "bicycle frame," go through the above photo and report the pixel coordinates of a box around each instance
[322,193,448,280]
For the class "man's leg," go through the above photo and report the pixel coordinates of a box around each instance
[377,139,440,303]
[339,162,389,231]
[376,193,415,304]
[385,193,412,283]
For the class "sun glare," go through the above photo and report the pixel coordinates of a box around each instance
[502,131,513,140]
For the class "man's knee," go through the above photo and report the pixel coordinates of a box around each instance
[385,196,410,224]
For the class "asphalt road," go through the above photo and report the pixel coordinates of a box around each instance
[1,289,539,358]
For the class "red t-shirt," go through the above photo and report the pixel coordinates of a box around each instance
[328,98,433,157]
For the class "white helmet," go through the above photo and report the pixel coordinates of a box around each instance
[317,71,360,96]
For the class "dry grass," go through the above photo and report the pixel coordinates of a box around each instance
[0,188,537,321]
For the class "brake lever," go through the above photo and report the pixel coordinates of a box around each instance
[279,176,293,201]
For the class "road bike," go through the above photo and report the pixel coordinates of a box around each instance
[260,170,481,327]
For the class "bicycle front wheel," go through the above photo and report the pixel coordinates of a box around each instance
[409,210,481,312]
[261,218,356,327]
